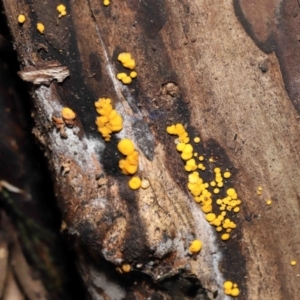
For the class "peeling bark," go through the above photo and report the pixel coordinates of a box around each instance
[3,0,300,299]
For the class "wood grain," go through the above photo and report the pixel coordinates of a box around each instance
[3,0,300,299]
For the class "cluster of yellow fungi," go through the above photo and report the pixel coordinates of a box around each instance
[166,123,242,241]
[117,139,139,175]
[18,4,68,33]
[117,53,137,84]
[94,98,123,141]
[223,281,240,297]
[57,4,67,17]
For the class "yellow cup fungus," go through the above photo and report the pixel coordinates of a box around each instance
[130,71,137,78]
[18,14,26,24]
[118,52,136,69]
[62,107,76,120]
[117,139,139,175]
[95,98,123,141]
[128,177,141,190]
[266,199,272,205]
[117,138,135,155]
[291,260,297,266]
[223,281,240,297]
[189,239,202,254]
[116,53,137,84]
[166,123,242,241]
[121,264,131,273]
[57,4,67,17]
[103,0,110,6]
[37,22,45,34]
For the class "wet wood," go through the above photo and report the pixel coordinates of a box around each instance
[3,0,300,299]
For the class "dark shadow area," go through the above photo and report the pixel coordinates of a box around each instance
[0,4,86,300]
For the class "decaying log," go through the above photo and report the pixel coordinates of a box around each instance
[3,0,300,299]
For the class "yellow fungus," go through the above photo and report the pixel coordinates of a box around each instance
[209,157,214,162]
[194,137,200,143]
[217,182,224,188]
[201,205,212,213]
[61,107,76,120]
[231,288,240,296]
[18,14,26,24]
[291,260,297,266]
[206,213,216,222]
[57,4,67,17]
[223,171,231,178]
[221,233,230,241]
[189,239,202,254]
[128,177,141,190]
[213,188,220,194]
[141,179,150,189]
[210,181,216,187]
[130,71,137,78]
[199,155,204,161]
[122,264,131,273]
[117,139,135,155]
[233,207,240,213]
[266,199,272,205]
[214,167,221,173]
[223,281,233,290]
[216,226,222,232]
[95,98,123,141]
[121,76,132,84]
[103,0,110,6]
[37,22,45,34]
[118,52,136,69]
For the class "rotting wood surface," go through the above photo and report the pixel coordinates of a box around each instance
[3,0,300,299]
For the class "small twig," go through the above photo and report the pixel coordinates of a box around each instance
[0,180,23,194]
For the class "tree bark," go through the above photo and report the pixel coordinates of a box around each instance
[3,0,300,299]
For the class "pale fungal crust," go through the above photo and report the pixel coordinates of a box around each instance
[141,179,150,189]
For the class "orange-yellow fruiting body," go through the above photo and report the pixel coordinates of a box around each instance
[95,98,123,141]
[57,4,67,17]
[118,52,136,69]
[223,281,240,297]
[18,14,26,24]
[37,22,45,33]
[130,71,137,78]
[166,123,242,241]
[62,107,76,120]
[103,0,110,6]
[121,264,131,272]
[128,177,141,190]
[291,260,297,266]
[117,139,135,156]
[117,139,139,175]
[189,239,202,253]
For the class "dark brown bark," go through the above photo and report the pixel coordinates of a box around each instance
[3,0,300,299]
